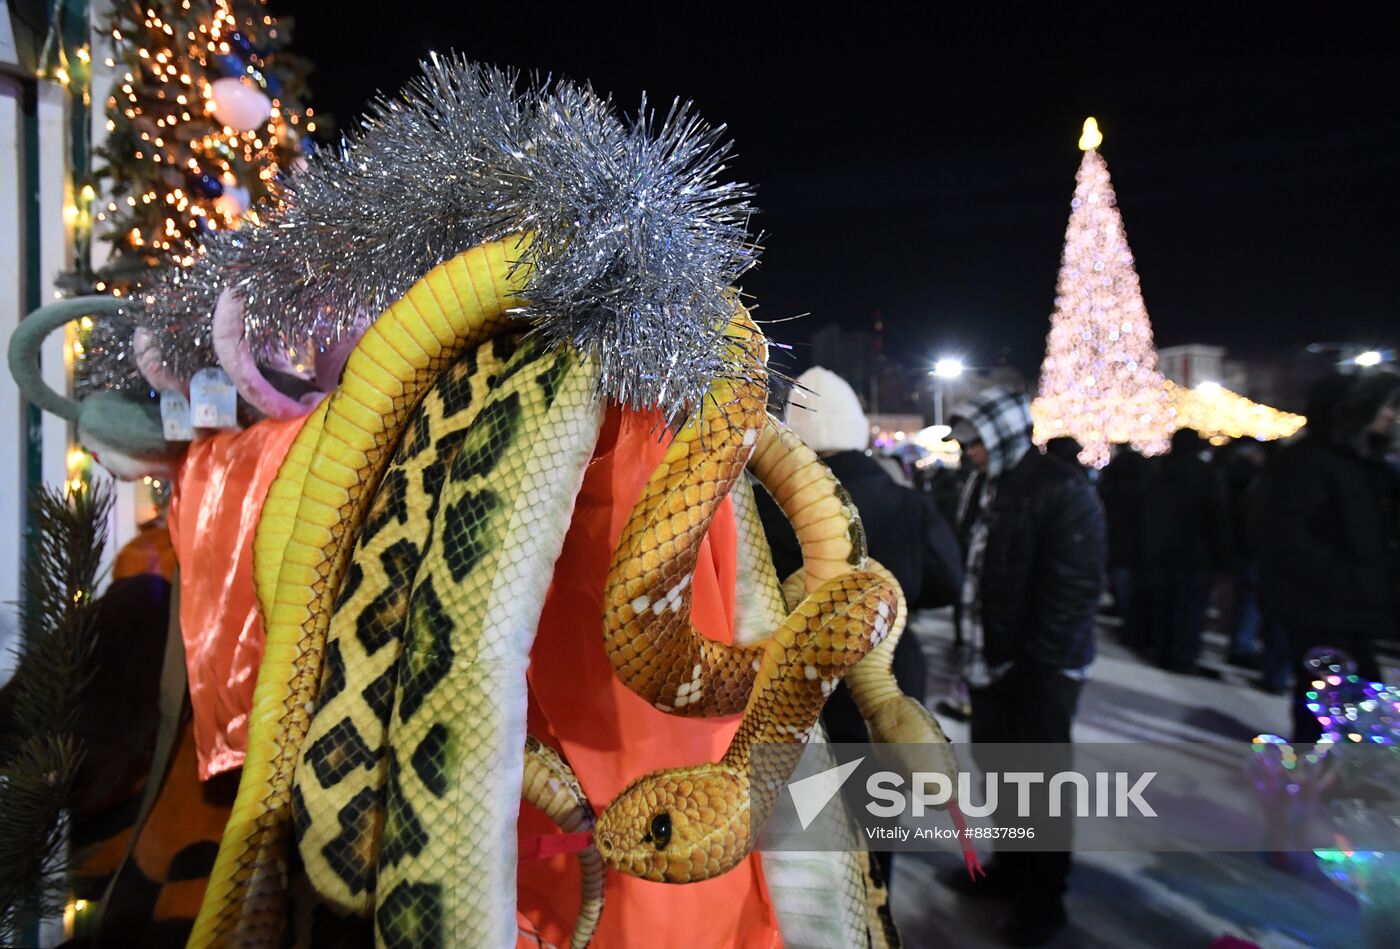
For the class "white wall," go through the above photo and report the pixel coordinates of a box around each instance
[36,81,69,490]
[0,74,24,681]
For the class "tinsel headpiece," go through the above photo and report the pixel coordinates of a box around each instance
[87,55,762,421]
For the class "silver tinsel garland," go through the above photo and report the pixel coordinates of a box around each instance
[85,55,761,419]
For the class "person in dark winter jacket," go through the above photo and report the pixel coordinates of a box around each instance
[939,386,1106,947]
[755,367,965,885]
[1140,428,1232,673]
[1044,436,1087,474]
[1098,445,1150,647]
[1257,370,1400,742]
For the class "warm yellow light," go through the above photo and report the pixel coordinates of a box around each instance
[67,449,87,470]
[80,316,93,330]
[63,205,79,224]
[1165,380,1305,442]
[74,900,88,912]
[80,184,96,203]
[1079,117,1103,151]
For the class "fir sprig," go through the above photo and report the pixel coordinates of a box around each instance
[0,483,111,944]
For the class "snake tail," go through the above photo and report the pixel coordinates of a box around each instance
[521,738,605,949]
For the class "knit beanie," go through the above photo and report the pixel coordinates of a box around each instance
[784,366,870,453]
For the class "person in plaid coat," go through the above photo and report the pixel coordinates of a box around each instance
[941,386,1106,947]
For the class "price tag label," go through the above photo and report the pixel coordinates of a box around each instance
[190,367,238,428]
[159,390,195,441]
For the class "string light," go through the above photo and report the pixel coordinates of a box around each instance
[93,0,311,284]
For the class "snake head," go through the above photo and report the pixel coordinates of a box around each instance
[595,764,749,883]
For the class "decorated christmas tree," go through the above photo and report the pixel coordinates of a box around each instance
[90,0,315,290]
[1032,118,1172,467]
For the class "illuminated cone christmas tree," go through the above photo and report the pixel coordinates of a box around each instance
[1032,118,1172,467]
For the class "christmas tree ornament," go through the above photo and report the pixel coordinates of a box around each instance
[189,171,225,198]
[212,53,247,78]
[209,77,273,132]
[212,185,251,220]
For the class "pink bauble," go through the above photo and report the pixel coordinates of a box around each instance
[210,77,272,132]
[213,186,250,219]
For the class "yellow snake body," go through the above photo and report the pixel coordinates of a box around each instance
[292,335,519,920]
[193,240,531,945]
[602,356,769,718]
[595,318,899,883]
[372,339,603,947]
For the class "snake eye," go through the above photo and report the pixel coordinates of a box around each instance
[649,812,672,851]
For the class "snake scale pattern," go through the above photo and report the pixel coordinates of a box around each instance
[292,333,520,918]
[372,335,603,948]
[592,316,899,883]
[195,239,947,946]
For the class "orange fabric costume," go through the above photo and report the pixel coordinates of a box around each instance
[168,416,309,780]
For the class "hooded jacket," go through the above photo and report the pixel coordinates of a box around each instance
[951,388,1106,670]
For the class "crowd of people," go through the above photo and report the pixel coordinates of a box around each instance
[1099,369,1400,741]
[767,363,1400,947]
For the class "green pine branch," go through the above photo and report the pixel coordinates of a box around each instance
[0,484,112,944]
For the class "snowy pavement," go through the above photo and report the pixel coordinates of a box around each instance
[887,608,1387,949]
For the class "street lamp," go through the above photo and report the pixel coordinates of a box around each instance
[1355,350,1383,367]
[930,358,965,425]
[933,358,964,379]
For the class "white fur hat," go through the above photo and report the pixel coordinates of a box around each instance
[784,366,870,453]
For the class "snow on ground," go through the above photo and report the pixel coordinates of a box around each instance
[889,608,1379,949]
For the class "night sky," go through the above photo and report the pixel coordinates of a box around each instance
[276,4,1398,378]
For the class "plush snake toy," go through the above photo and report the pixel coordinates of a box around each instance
[182,228,960,947]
